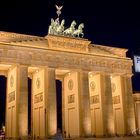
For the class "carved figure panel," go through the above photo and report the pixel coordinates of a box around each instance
[10,75,14,88]
[90,95,99,104]
[68,79,74,90]
[90,81,96,91]
[36,77,41,89]
[68,94,75,104]
[112,95,120,104]
[34,92,43,104]
[111,83,116,93]
[8,91,15,102]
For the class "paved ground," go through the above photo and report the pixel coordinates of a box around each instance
[74,136,140,140]
[1,136,139,140]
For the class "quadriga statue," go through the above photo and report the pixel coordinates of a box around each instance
[72,23,84,38]
[63,20,76,36]
[48,18,65,35]
[56,19,65,35]
[48,18,55,34]
[48,18,84,38]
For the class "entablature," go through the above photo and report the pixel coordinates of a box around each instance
[0,43,132,75]
[0,31,129,59]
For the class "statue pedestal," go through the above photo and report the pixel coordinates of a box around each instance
[46,35,91,53]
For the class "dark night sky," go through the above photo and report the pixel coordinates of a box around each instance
[0,1,140,89]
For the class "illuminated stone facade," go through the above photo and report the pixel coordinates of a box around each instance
[133,93,140,134]
[0,31,137,138]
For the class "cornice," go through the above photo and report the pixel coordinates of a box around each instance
[0,32,129,59]
[0,31,45,43]
[133,93,140,101]
[94,44,128,57]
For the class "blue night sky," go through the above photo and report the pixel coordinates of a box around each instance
[0,0,140,91]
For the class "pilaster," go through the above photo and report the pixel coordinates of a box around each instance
[17,65,28,138]
[78,70,91,137]
[101,73,114,136]
[64,71,80,137]
[6,65,28,139]
[89,72,104,137]
[133,93,140,134]
[123,74,136,135]
[6,66,18,139]
[45,67,57,137]
[111,75,127,136]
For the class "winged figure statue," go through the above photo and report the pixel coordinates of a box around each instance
[55,5,63,17]
[55,5,63,11]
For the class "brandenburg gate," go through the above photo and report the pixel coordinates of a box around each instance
[0,6,138,139]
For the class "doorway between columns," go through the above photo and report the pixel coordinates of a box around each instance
[56,80,62,132]
[0,76,7,132]
[28,78,32,136]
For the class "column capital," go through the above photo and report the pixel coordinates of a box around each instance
[133,93,140,101]
[110,73,133,78]
[45,67,57,136]
[75,68,89,73]
[123,73,133,78]
[14,64,29,68]
[89,71,104,74]
[44,66,56,71]
[0,70,8,77]
[78,70,91,136]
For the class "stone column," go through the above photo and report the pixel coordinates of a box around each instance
[133,93,140,134]
[111,75,130,136]
[17,65,28,138]
[45,68,57,137]
[89,72,114,137]
[102,74,114,136]
[6,65,28,139]
[123,75,136,135]
[78,71,91,137]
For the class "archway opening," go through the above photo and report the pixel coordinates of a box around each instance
[0,76,7,132]
[56,80,62,131]
[28,78,32,136]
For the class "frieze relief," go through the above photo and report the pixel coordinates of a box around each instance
[68,94,75,104]
[68,79,74,90]
[0,44,132,74]
[51,40,86,51]
[10,75,14,87]
[90,81,96,91]
[0,49,3,56]
[17,51,31,60]
[36,77,41,89]
[7,50,17,58]
[8,91,15,103]
[34,92,43,104]
[47,35,90,53]
[111,83,116,93]
[112,95,120,104]
[90,95,99,104]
